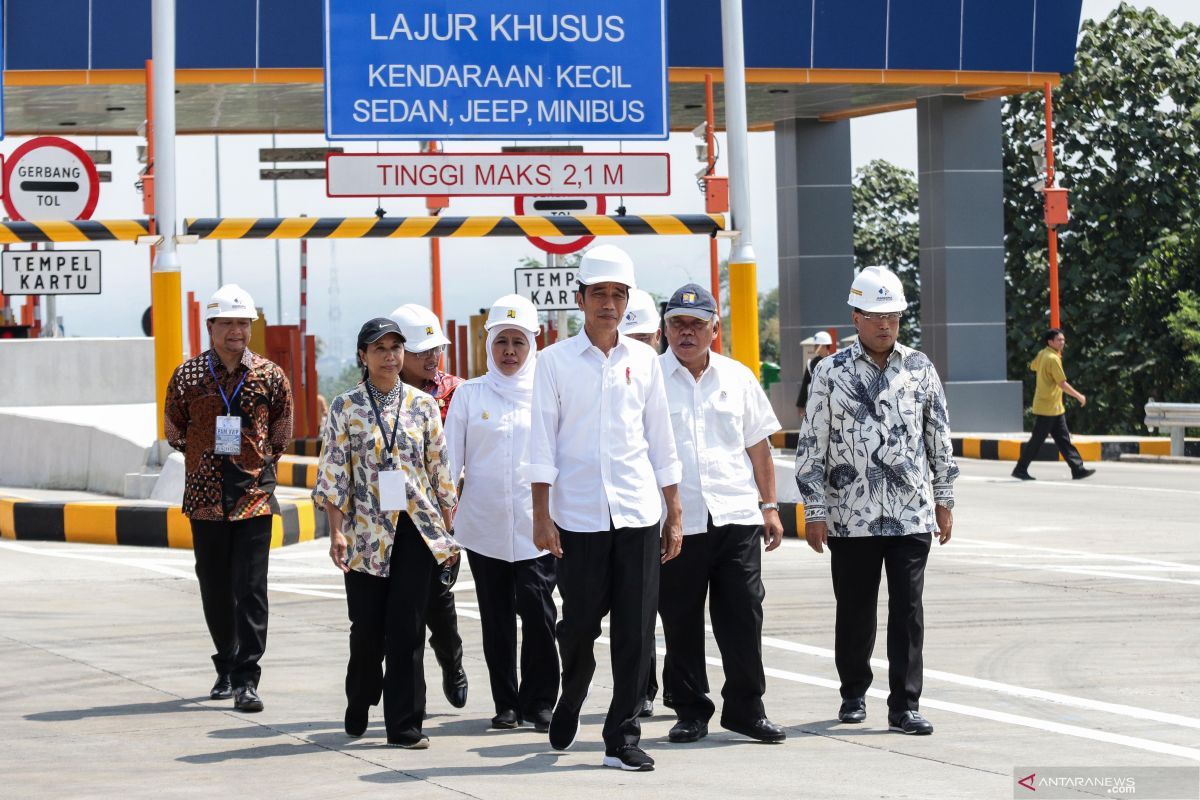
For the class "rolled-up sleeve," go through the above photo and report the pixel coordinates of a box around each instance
[422,399,458,513]
[923,367,959,504]
[526,352,561,486]
[794,363,832,522]
[644,356,683,488]
[312,396,353,513]
[742,370,782,448]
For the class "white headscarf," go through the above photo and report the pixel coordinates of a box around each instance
[483,325,537,406]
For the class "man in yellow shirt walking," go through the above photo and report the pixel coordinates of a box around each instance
[1012,328,1095,481]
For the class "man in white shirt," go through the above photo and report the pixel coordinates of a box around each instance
[529,245,684,773]
[657,283,787,745]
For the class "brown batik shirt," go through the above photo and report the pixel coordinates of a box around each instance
[165,349,294,521]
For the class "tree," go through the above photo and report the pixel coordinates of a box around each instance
[852,159,921,346]
[1126,228,1200,407]
[318,362,362,403]
[1002,3,1200,432]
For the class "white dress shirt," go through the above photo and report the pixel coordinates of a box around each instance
[661,350,781,535]
[445,379,544,562]
[528,331,683,531]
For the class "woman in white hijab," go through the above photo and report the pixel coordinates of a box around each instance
[444,294,559,732]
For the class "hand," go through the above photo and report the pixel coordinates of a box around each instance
[534,517,563,558]
[804,520,828,554]
[935,505,953,545]
[762,508,784,552]
[660,515,683,564]
[444,551,459,568]
[329,531,350,573]
[1077,394,1087,408]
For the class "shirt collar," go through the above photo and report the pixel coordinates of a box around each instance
[660,348,712,383]
[572,328,627,358]
[850,339,907,368]
[207,348,254,374]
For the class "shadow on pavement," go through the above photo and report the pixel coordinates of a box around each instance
[25,697,211,721]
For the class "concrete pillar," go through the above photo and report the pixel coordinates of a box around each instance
[917,96,1022,432]
[770,118,857,429]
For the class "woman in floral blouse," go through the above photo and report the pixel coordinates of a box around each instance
[313,317,459,750]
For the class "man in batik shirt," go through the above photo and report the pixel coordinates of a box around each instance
[794,266,957,737]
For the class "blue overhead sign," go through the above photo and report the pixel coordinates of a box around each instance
[323,1,668,140]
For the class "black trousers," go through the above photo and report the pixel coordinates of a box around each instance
[659,521,767,725]
[190,515,273,689]
[1016,413,1086,474]
[343,515,435,738]
[467,550,560,717]
[557,523,659,751]
[426,560,463,673]
[826,533,931,713]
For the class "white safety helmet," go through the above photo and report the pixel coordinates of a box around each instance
[485,294,540,333]
[801,330,833,346]
[205,284,258,321]
[389,303,451,353]
[620,289,661,336]
[847,266,908,313]
[577,245,636,289]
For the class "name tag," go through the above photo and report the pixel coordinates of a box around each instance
[378,469,407,512]
[214,415,242,455]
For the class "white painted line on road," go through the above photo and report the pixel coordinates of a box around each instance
[957,474,1200,497]
[954,538,1200,570]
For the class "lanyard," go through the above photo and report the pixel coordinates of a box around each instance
[208,352,249,415]
[366,385,402,468]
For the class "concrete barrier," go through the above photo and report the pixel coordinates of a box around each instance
[0,338,154,406]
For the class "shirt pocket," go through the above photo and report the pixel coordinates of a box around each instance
[708,391,745,452]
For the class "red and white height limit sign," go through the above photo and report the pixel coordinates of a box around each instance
[2,136,101,221]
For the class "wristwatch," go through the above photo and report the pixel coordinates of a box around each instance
[935,499,955,510]
[760,502,780,512]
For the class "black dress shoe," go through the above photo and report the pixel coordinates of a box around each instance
[668,719,708,743]
[234,685,264,713]
[345,706,368,737]
[443,666,468,709]
[1072,468,1096,480]
[721,717,786,743]
[889,710,934,735]
[638,698,654,718]
[838,697,867,723]
[1011,468,1036,480]
[490,709,520,729]
[387,730,430,749]
[530,708,553,733]
[209,675,233,700]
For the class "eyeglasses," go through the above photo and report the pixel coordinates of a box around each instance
[414,346,446,358]
[856,311,902,323]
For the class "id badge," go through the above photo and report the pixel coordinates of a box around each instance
[214,415,242,455]
[378,469,407,512]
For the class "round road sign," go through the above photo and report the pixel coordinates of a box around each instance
[3,137,101,222]
[515,195,605,256]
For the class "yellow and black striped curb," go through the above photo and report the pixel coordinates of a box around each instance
[287,438,323,457]
[183,214,727,240]
[0,219,151,244]
[0,496,327,549]
[770,430,1189,461]
[278,456,319,489]
[780,502,806,539]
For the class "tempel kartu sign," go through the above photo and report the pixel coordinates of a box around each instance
[323,1,668,140]
[514,266,580,311]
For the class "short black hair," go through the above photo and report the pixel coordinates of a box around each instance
[1042,328,1064,345]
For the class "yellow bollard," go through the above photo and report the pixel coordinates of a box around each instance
[729,258,760,379]
[152,269,183,440]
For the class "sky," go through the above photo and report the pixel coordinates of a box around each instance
[3,0,1196,366]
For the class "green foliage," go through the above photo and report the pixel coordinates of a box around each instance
[1002,3,1200,432]
[852,159,921,346]
[1166,290,1200,382]
[318,362,362,403]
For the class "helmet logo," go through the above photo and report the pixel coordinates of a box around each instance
[506,309,517,319]
[850,288,863,296]
[682,292,696,304]
[425,326,434,335]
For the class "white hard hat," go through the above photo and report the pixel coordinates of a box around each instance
[205,284,258,321]
[620,289,660,336]
[486,294,540,333]
[808,331,833,346]
[389,303,451,352]
[847,266,908,313]
[577,245,636,289]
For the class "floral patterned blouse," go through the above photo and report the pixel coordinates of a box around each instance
[794,340,958,537]
[313,383,459,576]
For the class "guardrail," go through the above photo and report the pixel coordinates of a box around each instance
[1144,401,1200,456]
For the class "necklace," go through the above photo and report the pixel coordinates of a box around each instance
[366,380,401,407]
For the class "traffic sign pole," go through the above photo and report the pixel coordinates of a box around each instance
[151,0,183,442]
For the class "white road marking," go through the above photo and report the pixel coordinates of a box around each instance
[957,474,1200,497]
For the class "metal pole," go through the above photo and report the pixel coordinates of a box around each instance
[272,133,282,323]
[43,243,56,337]
[550,252,567,338]
[1044,82,1061,329]
[705,71,722,353]
[720,0,760,377]
[299,219,309,432]
[214,135,224,285]
[151,0,183,441]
